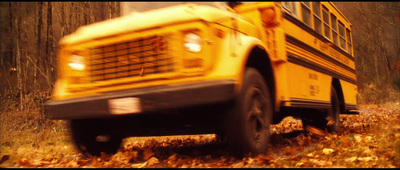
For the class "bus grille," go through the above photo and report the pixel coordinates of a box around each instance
[89,35,174,82]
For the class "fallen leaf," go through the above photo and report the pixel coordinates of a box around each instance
[143,148,154,161]
[76,158,90,166]
[32,159,51,166]
[285,147,297,155]
[363,148,372,154]
[131,161,147,168]
[18,158,31,167]
[66,159,81,168]
[168,154,177,161]
[146,157,159,167]
[340,136,351,147]
[327,117,335,126]
[354,135,362,142]
[306,125,326,136]
[0,155,10,164]
[365,136,372,142]
[322,148,334,155]
[91,156,100,167]
[232,162,244,168]
[296,135,305,145]
[167,154,178,166]
[357,157,372,161]
[309,158,332,166]
[345,156,357,162]
[100,152,108,160]
[131,151,139,162]
[246,157,254,164]
[295,162,304,167]
[254,154,273,163]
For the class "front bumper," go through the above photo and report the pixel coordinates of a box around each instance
[45,79,236,119]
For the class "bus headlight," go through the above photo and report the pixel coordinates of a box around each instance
[68,55,86,71]
[184,33,202,53]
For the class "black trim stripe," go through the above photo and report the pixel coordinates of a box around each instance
[286,34,355,74]
[282,11,354,62]
[286,98,357,110]
[289,98,331,109]
[345,104,357,110]
[287,53,357,85]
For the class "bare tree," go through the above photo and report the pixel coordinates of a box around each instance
[0,2,121,110]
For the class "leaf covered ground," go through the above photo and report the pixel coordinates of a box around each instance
[1,102,399,168]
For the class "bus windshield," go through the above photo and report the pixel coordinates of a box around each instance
[121,2,231,15]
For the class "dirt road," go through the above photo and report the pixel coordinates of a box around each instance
[1,103,399,168]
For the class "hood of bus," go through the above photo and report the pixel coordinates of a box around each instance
[60,4,239,45]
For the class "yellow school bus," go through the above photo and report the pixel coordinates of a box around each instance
[46,2,358,156]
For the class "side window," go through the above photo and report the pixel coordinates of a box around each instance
[346,28,352,55]
[312,2,322,34]
[282,2,300,19]
[338,21,346,49]
[331,14,339,46]
[322,5,330,39]
[301,2,312,27]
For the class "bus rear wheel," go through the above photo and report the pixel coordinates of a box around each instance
[301,86,340,134]
[327,86,340,132]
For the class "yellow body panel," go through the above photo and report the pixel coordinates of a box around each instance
[340,80,358,105]
[287,62,332,101]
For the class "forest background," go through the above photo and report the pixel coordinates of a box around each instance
[0,1,399,113]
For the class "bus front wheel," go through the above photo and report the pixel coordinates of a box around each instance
[70,119,123,156]
[225,68,272,156]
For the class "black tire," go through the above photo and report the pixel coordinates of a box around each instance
[225,68,272,156]
[215,132,227,143]
[327,86,340,132]
[301,109,327,134]
[301,86,340,134]
[70,119,123,156]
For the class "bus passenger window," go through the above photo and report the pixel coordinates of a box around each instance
[301,2,312,27]
[331,14,339,46]
[339,21,346,49]
[312,2,322,34]
[282,2,300,19]
[322,5,330,39]
[346,28,352,55]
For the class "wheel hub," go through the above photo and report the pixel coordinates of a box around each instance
[247,87,267,140]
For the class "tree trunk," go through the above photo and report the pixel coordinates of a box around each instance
[61,2,65,37]
[45,1,53,88]
[15,5,22,110]
[84,2,89,25]
[35,2,43,88]
[9,2,14,69]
